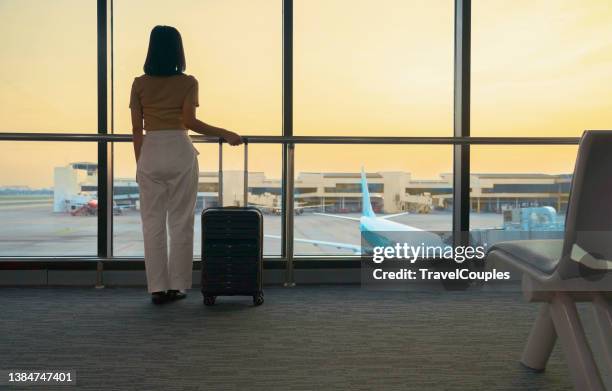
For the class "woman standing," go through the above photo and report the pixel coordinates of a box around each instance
[130,25,242,304]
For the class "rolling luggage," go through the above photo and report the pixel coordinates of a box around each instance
[201,141,264,306]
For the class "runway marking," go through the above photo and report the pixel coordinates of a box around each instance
[0,203,53,210]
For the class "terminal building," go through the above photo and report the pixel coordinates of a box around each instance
[53,162,98,212]
[53,162,572,214]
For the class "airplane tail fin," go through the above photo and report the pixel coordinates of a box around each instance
[360,167,376,218]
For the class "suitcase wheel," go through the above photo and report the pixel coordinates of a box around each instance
[203,295,216,306]
[253,293,264,306]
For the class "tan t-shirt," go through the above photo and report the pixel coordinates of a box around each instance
[129,73,199,131]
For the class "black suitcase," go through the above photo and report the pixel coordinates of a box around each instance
[201,141,264,306]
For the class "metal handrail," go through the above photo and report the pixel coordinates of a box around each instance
[0,132,583,144]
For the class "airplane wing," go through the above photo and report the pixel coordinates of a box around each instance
[380,212,410,220]
[265,234,361,254]
[312,212,360,222]
[296,203,335,209]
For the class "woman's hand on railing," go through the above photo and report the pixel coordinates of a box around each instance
[223,130,243,146]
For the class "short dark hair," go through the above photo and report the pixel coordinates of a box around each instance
[143,25,186,76]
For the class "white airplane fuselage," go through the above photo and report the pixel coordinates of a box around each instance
[359,215,444,250]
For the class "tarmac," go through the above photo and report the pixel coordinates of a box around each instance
[0,200,502,257]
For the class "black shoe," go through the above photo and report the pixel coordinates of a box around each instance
[151,291,168,305]
[167,290,187,301]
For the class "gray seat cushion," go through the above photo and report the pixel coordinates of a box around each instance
[487,239,563,274]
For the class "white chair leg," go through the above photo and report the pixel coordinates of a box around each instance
[550,293,605,391]
[592,294,611,373]
[521,304,557,371]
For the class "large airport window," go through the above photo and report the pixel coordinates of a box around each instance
[294,0,454,137]
[472,0,612,137]
[469,145,578,247]
[113,142,282,257]
[112,0,282,135]
[0,0,97,133]
[0,142,98,256]
[293,145,453,256]
[0,0,593,266]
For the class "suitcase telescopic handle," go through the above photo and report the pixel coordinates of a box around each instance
[243,138,248,207]
[217,138,248,207]
[218,140,223,205]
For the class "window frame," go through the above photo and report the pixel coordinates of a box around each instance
[0,0,584,282]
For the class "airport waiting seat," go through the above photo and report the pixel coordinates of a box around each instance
[486,130,612,391]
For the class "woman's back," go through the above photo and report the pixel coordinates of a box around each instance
[132,25,241,303]
[130,73,199,131]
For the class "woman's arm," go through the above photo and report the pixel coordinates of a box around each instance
[131,107,144,162]
[182,102,243,146]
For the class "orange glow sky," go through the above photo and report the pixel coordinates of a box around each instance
[0,0,609,187]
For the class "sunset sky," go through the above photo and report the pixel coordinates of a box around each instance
[0,0,609,187]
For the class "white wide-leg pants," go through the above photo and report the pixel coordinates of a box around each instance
[136,130,199,293]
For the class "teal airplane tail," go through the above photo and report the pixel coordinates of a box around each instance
[360,167,376,218]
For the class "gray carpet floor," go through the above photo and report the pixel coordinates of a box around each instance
[0,286,607,391]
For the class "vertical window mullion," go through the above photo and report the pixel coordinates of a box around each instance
[97,0,112,263]
[453,0,471,245]
[282,0,295,285]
